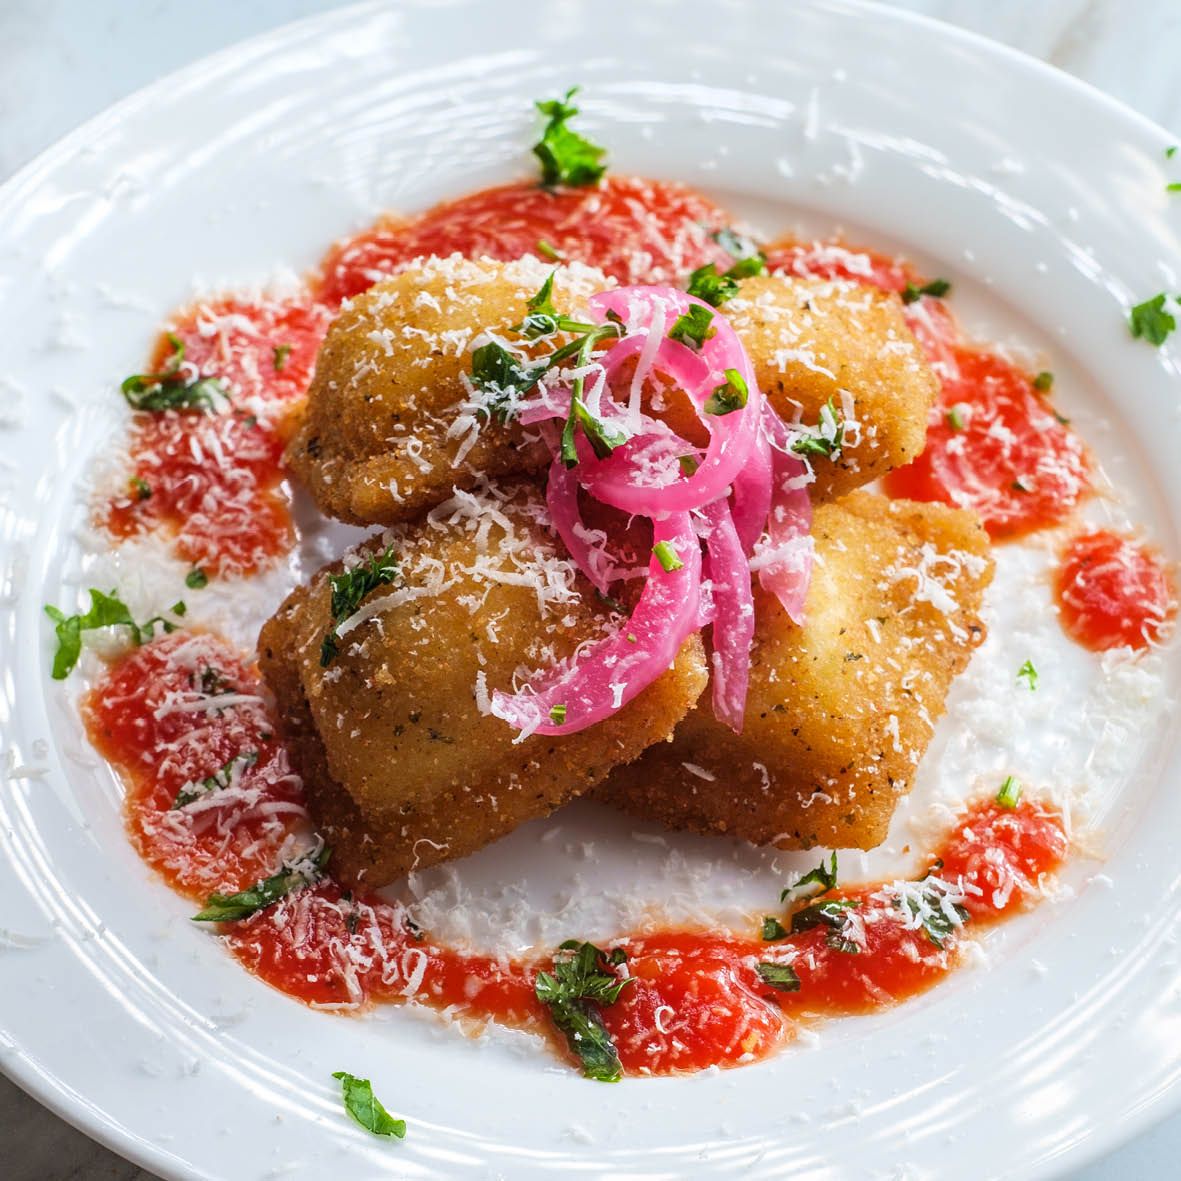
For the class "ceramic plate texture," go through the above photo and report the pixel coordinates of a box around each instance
[2,1,1181,1178]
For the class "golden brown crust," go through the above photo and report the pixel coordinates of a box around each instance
[728,276,939,500]
[596,493,993,851]
[286,256,611,526]
[258,480,708,885]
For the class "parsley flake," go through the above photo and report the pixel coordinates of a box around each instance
[1033,371,1054,391]
[121,334,228,413]
[704,368,749,416]
[129,475,151,501]
[534,940,631,1082]
[996,775,1022,810]
[44,589,182,680]
[946,405,966,431]
[756,961,801,992]
[1017,659,1038,690]
[667,304,716,351]
[320,546,399,667]
[533,87,607,189]
[192,846,330,922]
[761,916,788,941]
[791,397,845,458]
[781,851,839,903]
[1129,293,1177,346]
[185,568,208,590]
[536,238,563,261]
[791,898,860,954]
[272,343,292,371]
[549,703,568,724]
[901,278,951,304]
[331,1072,406,1139]
[172,751,258,810]
[653,540,684,572]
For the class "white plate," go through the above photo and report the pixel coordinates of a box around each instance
[2,1,1181,1177]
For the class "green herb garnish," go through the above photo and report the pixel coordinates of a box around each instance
[320,546,400,668]
[790,397,845,458]
[761,916,788,941]
[1168,183,1181,194]
[536,238,563,261]
[704,368,749,416]
[780,851,839,903]
[129,475,151,501]
[533,87,607,189]
[1129,293,1177,346]
[901,278,951,304]
[756,962,801,992]
[653,541,684,572]
[185,568,208,590]
[549,704,568,724]
[44,589,181,680]
[534,940,631,1082]
[172,751,259,810]
[1017,659,1038,690]
[272,343,292,371]
[996,775,1022,810]
[121,334,228,412]
[331,1072,406,1139]
[946,405,966,431]
[895,872,969,949]
[667,304,716,351]
[790,898,860,954]
[192,846,330,922]
[1032,371,1054,391]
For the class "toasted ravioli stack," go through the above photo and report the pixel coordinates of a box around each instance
[265,251,991,886]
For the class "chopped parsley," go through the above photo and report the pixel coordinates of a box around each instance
[685,251,767,308]
[791,397,845,458]
[678,454,700,477]
[1011,477,1031,493]
[192,846,330,922]
[901,278,951,304]
[320,546,399,667]
[667,304,716,351]
[272,343,292,371]
[129,475,151,501]
[996,775,1022,810]
[946,405,966,431]
[1169,146,1179,159]
[1017,659,1038,690]
[185,568,209,590]
[704,368,749,416]
[533,87,607,189]
[780,851,839,903]
[761,916,788,941]
[712,227,765,266]
[896,868,969,949]
[756,961,801,992]
[549,703,568,724]
[469,341,538,421]
[1032,370,1054,391]
[44,589,182,680]
[121,333,228,412]
[536,238,563,261]
[172,751,258,810]
[790,898,860,954]
[1129,293,1177,346]
[331,1072,406,1140]
[653,540,684,572]
[1169,183,1181,194]
[534,940,631,1082]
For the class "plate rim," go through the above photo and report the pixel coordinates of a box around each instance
[0,2,1178,1178]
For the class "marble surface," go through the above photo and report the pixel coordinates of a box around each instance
[1,1,1177,1177]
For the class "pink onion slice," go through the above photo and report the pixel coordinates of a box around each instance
[700,497,755,733]
[567,287,762,515]
[750,407,814,623]
[544,455,614,596]
[490,511,701,738]
[729,418,773,555]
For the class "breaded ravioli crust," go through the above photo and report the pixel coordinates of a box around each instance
[286,254,613,526]
[259,481,707,885]
[598,492,993,850]
[727,275,938,500]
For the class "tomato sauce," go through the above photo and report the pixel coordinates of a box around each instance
[317,176,734,305]
[778,239,1091,538]
[83,632,1067,1078]
[99,295,331,576]
[1056,530,1176,651]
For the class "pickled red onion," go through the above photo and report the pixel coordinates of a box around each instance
[700,498,755,733]
[544,455,613,596]
[490,512,701,737]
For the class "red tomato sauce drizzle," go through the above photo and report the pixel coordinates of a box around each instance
[87,632,1068,1078]
[770,239,1092,539]
[1055,529,1176,652]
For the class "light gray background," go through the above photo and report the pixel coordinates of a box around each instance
[1,1,1177,1178]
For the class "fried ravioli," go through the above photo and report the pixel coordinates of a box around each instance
[727,275,939,501]
[259,481,707,885]
[597,492,993,851]
[286,254,613,526]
